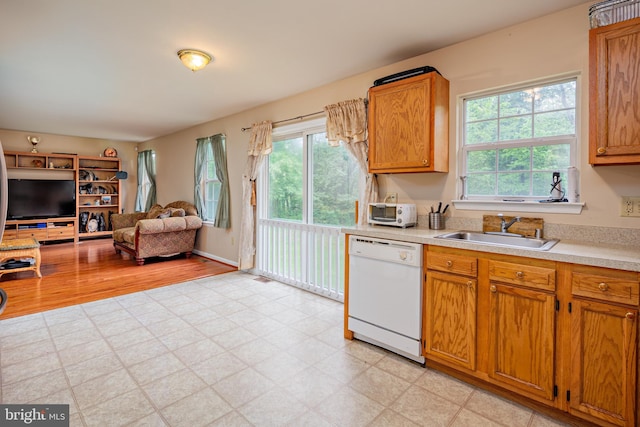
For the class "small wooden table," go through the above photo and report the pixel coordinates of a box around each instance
[0,238,42,278]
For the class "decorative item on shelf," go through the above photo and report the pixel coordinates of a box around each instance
[31,159,44,168]
[97,213,106,231]
[27,136,40,153]
[103,147,117,158]
[101,195,112,205]
[79,212,89,233]
[79,170,97,181]
[79,183,92,194]
[87,217,98,233]
[108,171,128,181]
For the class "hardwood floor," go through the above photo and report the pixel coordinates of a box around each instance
[0,238,236,320]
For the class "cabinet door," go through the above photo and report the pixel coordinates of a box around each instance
[424,271,476,370]
[569,299,637,427]
[368,72,449,173]
[369,76,431,172]
[590,17,640,165]
[488,283,556,402]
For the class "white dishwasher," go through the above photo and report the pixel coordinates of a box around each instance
[347,235,424,363]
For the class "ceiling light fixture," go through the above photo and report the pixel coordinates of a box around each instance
[177,49,212,72]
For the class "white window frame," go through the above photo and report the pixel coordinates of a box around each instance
[258,118,327,224]
[454,74,585,214]
[201,145,221,223]
[255,117,354,301]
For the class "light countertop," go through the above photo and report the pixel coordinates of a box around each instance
[341,225,640,272]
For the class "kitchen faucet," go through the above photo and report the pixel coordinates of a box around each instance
[498,214,521,233]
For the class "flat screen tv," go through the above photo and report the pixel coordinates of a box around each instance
[7,179,76,220]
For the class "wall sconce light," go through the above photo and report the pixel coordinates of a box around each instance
[177,49,212,72]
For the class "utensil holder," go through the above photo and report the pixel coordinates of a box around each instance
[429,212,445,230]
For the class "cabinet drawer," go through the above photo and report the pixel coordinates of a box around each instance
[572,272,639,306]
[48,227,75,239]
[18,229,48,241]
[488,260,555,291]
[427,252,477,277]
[2,229,18,240]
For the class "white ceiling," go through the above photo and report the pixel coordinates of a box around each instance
[1,0,588,142]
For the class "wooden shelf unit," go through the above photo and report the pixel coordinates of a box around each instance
[2,151,124,243]
[3,151,78,243]
[3,151,75,171]
[77,155,122,239]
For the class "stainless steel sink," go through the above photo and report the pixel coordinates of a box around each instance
[435,231,558,251]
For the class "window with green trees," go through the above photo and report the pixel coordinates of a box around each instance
[203,146,221,222]
[267,127,361,226]
[462,78,577,199]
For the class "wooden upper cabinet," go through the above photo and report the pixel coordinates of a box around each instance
[368,72,449,173]
[590,17,640,165]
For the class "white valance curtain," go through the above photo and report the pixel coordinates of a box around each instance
[238,121,273,270]
[324,98,378,225]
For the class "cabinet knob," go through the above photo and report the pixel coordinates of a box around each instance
[446,260,453,268]
[422,159,429,166]
[516,271,524,279]
[597,147,606,155]
[626,312,635,321]
[467,281,474,289]
[490,285,497,293]
[598,282,608,292]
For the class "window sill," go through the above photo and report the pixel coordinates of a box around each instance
[452,200,585,214]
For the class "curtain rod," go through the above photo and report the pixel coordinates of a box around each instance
[241,110,324,132]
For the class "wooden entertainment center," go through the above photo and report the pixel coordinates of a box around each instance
[3,151,122,243]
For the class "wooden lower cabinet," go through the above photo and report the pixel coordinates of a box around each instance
[424,270,477,370]
[423,247,639,426]
[424,249,478,371]
[569,299,637,426]
[4,219,77,243]
[487,282,556,402]
[567,264,639,427]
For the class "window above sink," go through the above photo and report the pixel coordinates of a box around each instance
[458,75,581,208]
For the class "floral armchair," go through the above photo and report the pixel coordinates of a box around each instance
[111,201,203,265]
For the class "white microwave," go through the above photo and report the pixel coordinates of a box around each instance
[368,203,417,228]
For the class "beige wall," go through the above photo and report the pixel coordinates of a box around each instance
[0,129,139,213]
[143,2,640,265]
[4,2,638,265]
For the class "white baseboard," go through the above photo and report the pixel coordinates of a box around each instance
[192,249,238,268]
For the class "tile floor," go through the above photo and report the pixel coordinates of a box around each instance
[0,271,570,427]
